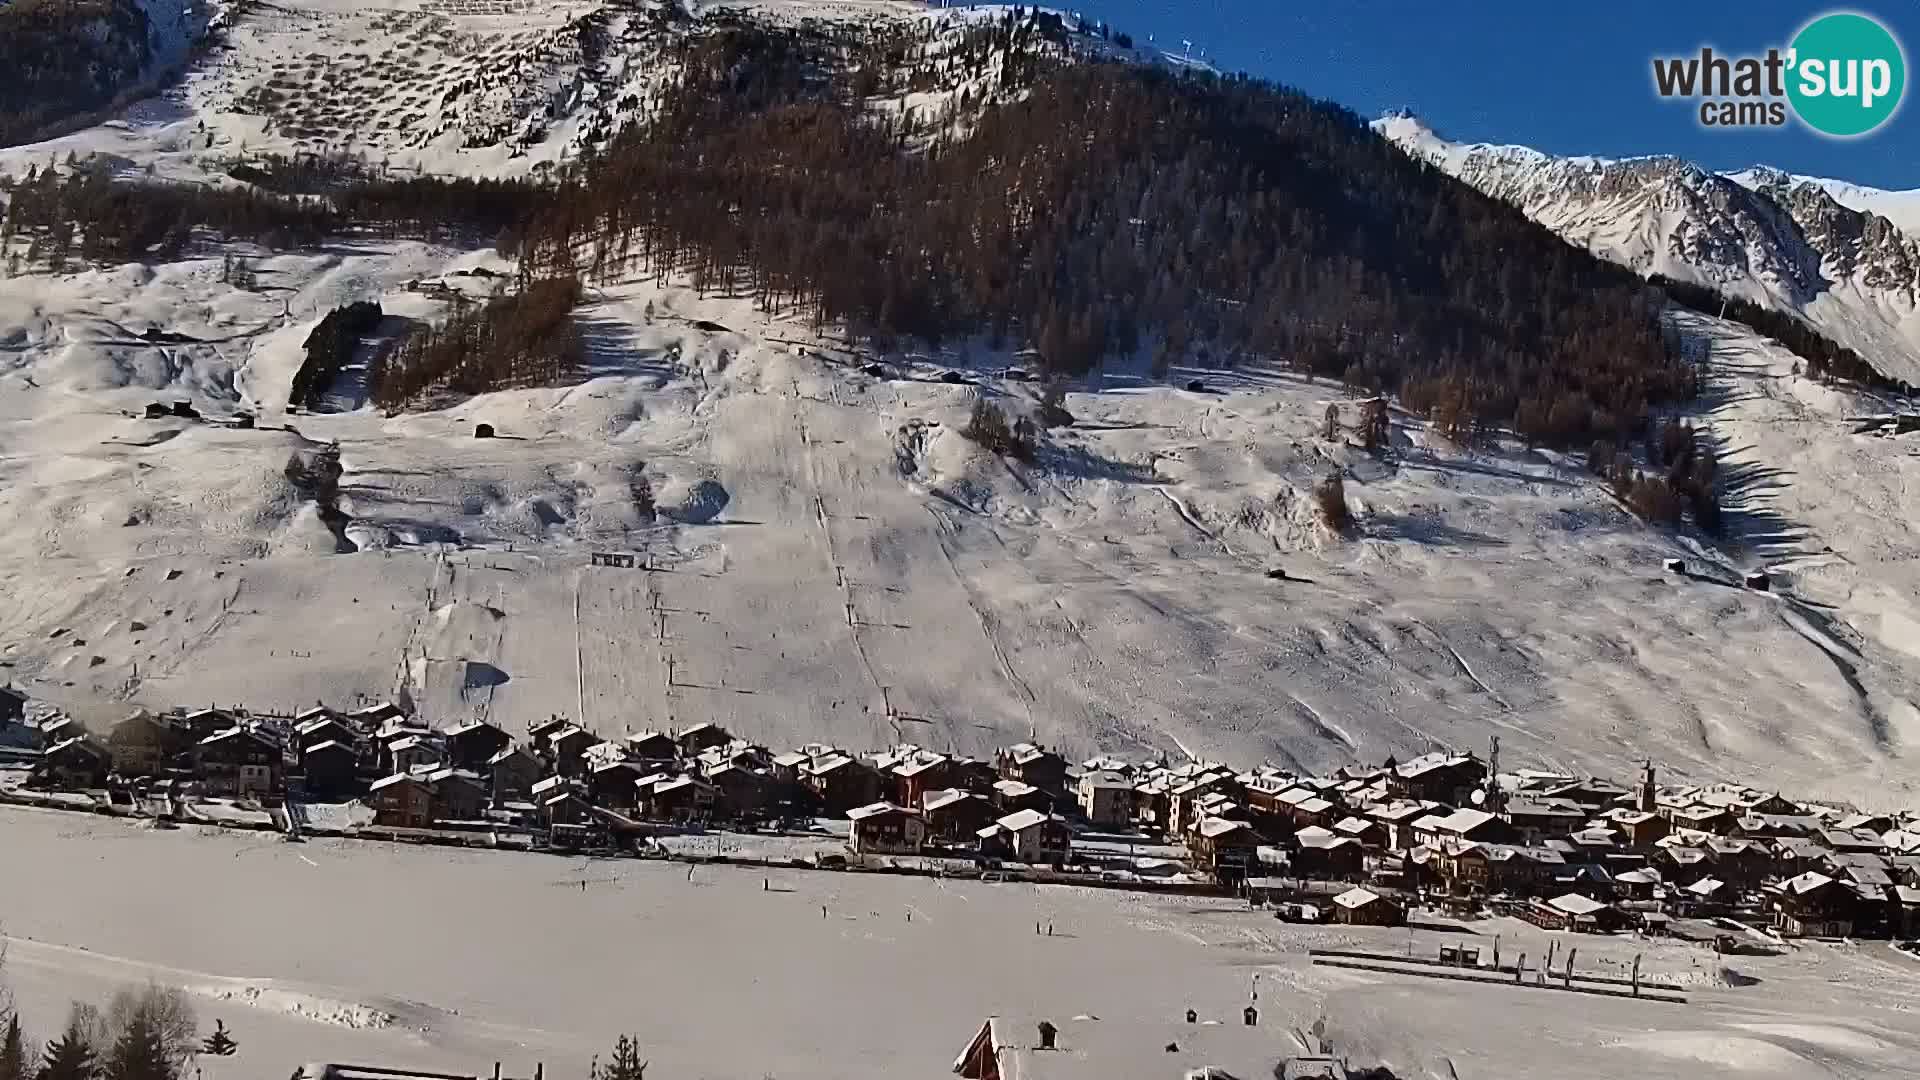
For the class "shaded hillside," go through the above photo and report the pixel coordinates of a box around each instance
[520,10,1695,446]
[0,0,153,147]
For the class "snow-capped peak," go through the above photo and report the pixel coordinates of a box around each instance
[1376,116,1920,386]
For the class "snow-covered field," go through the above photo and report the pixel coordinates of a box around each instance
[3,806,1920,1079]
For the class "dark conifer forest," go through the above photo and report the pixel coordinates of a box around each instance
[518,12,1699,447]
[291,302,384,412]
[0,0,154,147]
[369,277,583,410]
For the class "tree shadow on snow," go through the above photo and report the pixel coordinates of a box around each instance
[1396,454,1575,489]
[1365,514,1510,549]
[1709,433,1816,562]
[1039,442,1157,484]
[576,311,680,383]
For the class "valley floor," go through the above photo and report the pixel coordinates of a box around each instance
[3,805,1919,1079]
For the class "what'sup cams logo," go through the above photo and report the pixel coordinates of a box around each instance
[1652,11,1906,137]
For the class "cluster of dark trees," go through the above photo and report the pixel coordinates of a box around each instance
[0,161,332,269]
[0,983,211,1080]
[962,399,1037,462]
[0,156,549,272]
[0,0,152,148]
[224,151,380,196]
[1588,417,1721,532]
[587,1034,649,1080]
[290,301,383,411]
[513,9,1700,447]
[369,277,583,410]
[1653,274,1915,396]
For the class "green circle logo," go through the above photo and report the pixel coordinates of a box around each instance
[1787,12,1906,137]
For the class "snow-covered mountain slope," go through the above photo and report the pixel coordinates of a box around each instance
[1375,112,1920,386]
[0,2,1917,798]
[1741,170,1920,241]
[2,0,1205,181]
[3,238,1919,799]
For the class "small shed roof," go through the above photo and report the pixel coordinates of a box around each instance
[1782,870,1836,895]
[1546,893,1607,917]
[1685,877,1726,897]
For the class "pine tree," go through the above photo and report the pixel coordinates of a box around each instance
[35,1031,94,1080]
[2,1014,26,1080]
[196,1022,235,1059]
[100,1009,170,1080]
[598,1035,647,1080]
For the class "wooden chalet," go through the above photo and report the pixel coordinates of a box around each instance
[547,726,596,775]
[625,730,678,764]
[675,722,733,757]
[1501,798,1586,845]
[1331,886,1404,927]
[346,702,407,729]
[488,746,544,804]
[1386,752,1486,804]
[38,736,111,788]
[1078,772,1134,827]
[527,716,574,755]
[995,743,1068,793]
[177,708,238,742]
[990,778,1052,815]
[445,721,510,770]
[707,762,771,817]
[388,734,440,775]
[644,773,718,822]
[300,740,361,796]
[1771,871,1855,938]
[922,788,996,843]
[193,727,283,796]
[107,711,191,776]
[979,809,1071,865]
[803,752,882,813]
[1292,826,1363,880]
[848,802,927,855]
[1188,817,1262,881]
[589,759,643,808]
[369,774,434,828]
[425,769,487,822]
[891,752,952,809]
[1525,892,1625,933]
[294,714,358,753]
[1601,808,1669,849]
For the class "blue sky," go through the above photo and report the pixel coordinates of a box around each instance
[1066,2,1918,190]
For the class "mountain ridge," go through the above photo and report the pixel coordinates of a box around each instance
[1374,110,1920,386]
